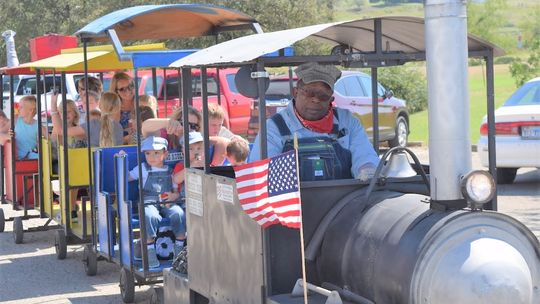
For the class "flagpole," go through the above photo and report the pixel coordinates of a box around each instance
[293,133,308,304]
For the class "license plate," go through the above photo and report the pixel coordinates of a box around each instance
[521,126,540,139]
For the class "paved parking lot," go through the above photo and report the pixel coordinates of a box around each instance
[0,147,538,303]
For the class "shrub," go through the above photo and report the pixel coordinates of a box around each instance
[376,66,428,114]
[494,56,516,65]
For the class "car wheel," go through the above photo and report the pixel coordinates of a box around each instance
[388,116,408,148]
[497,168,517,184]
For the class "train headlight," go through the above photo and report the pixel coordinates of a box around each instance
[460,170,496,208]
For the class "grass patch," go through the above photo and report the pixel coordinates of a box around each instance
[409,64,517,145]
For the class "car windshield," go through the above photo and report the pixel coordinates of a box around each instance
[266,79,296,101]
[503,80,540,106]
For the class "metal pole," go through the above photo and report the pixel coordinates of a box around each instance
[257,62,268,159]
[151,68,158,117]
[425,0,471,205]
[9,74,16,208]
[181,68,192,168]
[201,67,210,174]
[485,51,497,211]
[163,69,168,117]
[372,18,382,153]
[83,40,95,240]
[61,72,71,232]
[133,68,148,275]
[0,73,4,204]
[35,69,45,217]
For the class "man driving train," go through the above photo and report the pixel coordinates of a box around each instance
[249,62,379,181]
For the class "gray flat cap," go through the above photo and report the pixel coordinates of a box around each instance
[295,62,342,91]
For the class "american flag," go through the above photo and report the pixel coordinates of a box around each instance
[234,150,301,229]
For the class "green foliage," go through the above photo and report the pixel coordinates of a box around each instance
[509,39,540,86]
[0,0,333,66]
[467,0,508,48]
[377,66,428,114]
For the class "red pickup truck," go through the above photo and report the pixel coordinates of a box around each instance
[103,68,254,136]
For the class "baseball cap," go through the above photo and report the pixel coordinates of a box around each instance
[188,132,203,145]
[295,62,342,91]
[141,136,168,152]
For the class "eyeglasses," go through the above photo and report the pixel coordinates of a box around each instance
[116,84,134,93]
[298,86,334,102]
[179,120,200,132]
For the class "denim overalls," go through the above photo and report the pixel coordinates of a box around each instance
[142,163,186,240]
[271,109,353,181]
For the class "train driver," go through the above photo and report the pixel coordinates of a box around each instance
[249,62,379,181]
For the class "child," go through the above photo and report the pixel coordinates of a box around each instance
[0,109,12,145]
[50,97,87,148]
[226,136,250,166]
[129,105,155,144]
[139,94,158,117]
[173,132,205,203]
[98,92,123,147]
[14,96,39,159]
[81,92,123,147]
[127,136,186,268]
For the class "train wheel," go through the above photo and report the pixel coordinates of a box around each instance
[119,268,135,303]
[149,287,164,304]
[83,244,97,276]
[55,230,67,260]
[13,217,23,244]
[0,208,5,232]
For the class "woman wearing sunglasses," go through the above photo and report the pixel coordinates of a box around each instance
[109,72,136,144]
[142,106,229,166]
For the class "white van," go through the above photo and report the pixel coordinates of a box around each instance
[3,73,87,117]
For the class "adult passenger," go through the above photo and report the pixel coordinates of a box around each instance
[109,72,135,143]
[249,62,379,181]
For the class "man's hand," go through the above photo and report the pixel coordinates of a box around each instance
[357,163,376,182]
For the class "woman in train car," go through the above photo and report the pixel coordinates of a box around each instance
[141,106,229,166]
[108,72,135,144]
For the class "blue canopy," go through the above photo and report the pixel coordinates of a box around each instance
[76,4,259,42]
[130,50,199,69]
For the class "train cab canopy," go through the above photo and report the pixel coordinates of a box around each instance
[169,16,504,69]
[75,4,261,42]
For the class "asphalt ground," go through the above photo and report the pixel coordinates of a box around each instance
[0,147,538,303]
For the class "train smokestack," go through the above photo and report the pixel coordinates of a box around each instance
[2,30,20,67]
[425,0,471,206]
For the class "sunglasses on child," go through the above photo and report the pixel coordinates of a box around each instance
[116,84,134,93]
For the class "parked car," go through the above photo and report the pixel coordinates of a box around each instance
[3,74,85,117]
[254,70,410,147]
[104,68,254,136]
[478,76,540,184]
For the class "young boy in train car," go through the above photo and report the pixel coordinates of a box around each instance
[125,136,186,267]
[225,136,249,166]
[172,131,205,205]
[0,96,41,159]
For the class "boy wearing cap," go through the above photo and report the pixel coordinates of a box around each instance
[173,132,205,200]
[250,62,379,181]
[127,136,186,268]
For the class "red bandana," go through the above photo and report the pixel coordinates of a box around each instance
[294,105,334,134]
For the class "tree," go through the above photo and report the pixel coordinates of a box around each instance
[0,0,334,66]
[467,0,508,47]
[509,39,540,86]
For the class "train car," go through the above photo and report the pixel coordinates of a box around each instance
[74,4,262,303]
[155,1,540,304]
[0,43,166,254]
